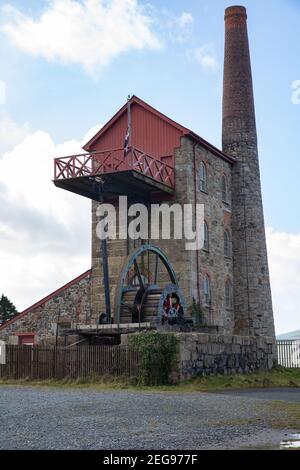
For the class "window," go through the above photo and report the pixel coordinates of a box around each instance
[199,162,207,193]
[18,334,35,346]
[225,280,233,309]
[203,221,209,252]
[224,230,231,257]
[221,175,228,202]
[203,275,211,306]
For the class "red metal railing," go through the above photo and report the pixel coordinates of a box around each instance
[54,147,175,188]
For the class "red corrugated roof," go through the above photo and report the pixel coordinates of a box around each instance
[0,269,91,331]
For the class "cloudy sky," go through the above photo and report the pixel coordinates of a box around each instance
[0,0,299,335]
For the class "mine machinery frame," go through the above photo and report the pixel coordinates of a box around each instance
[53,145,181,331]
[95,179,111,323]
[114,244,190,327]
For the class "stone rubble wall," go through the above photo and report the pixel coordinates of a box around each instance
[222,8,275,338]
[91,135,234,333]
[0,274,91,345]
[175,333,277,381]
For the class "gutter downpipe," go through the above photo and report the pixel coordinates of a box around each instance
[193,141,201,305]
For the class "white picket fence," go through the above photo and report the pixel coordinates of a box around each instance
[277,340,300,368]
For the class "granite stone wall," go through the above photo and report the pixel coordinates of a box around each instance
[222,6,275,338]
[0,273,91,345]
[156,136,234,333]
[90,135,234,333]
[175,332,277,381]
[91,200,128,322]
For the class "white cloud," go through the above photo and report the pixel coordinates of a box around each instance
[82,123,102,143]
[266,227,300,335]
[1,0,161,76]
[291,80,300,105]
[0,116,30,155]
[0,80,6,105]
[159,9,194,43]
[0,123,102,311]
[188,44,219,71]
[178,12,194,29]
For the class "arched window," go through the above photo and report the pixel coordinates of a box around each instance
[199,162,207,193]
[225,280,232,309]
[221,175,228,202]
[203,275,211,306]
[203,221,209,251]
[224,230,231,257]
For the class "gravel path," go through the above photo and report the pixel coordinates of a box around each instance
[0,387,299,450]
[215,388,300,403]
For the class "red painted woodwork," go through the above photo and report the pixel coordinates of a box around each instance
[52,96,235,195]
[18,334,35,345]
[84,96,188,161]
[54,147,174,188]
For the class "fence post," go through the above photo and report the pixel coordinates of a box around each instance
[0,341,6,365]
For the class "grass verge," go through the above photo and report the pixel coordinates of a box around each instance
[0,367,299,392]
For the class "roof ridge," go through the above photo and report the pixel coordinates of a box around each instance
[0,269,91,331]
[82,95,235,164]
[82,95,189,151]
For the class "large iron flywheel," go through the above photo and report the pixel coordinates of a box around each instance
[114,245,188,326]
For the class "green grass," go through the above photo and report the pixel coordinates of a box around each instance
[267,401,300,430]
[0,367,299,392]
[176,367,300,393]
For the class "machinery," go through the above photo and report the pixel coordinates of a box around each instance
[53,98,192,332]
[114,245,189,327]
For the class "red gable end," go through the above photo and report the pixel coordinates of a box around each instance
[83,95,235,165]
[83,95,188,159]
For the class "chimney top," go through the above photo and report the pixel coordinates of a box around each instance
[225,6,247,21]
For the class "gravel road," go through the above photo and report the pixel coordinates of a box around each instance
[0,387,299,450]
[216,388,300,403]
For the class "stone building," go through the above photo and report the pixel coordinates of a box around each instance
[0,271,91,345]
[0,6,277,374]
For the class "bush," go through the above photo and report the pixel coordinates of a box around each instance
[189,298,203,326]
[129,332,179,385]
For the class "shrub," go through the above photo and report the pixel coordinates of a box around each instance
[189,298,203,326]
[129,331,179,385]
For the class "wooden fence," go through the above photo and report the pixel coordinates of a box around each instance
[277,340,300,368]
[0,345,140,380]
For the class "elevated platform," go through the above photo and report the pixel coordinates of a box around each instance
[63,323,153,339]
[53,147,175,201]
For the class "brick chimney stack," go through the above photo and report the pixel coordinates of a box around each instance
[222,6,276,338]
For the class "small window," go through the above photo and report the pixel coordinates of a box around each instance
[203,275,211,306]
[199,162,207,193]
[18,334,35,346]
[224,230,231,257]
[221,175,228,202]
[203,221,209,252]
[225,280,233,309]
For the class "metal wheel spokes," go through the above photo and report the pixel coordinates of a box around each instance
[115,245,188,326]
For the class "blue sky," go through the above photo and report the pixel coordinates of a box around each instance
[1,0,299,231]
[0,0,299,334]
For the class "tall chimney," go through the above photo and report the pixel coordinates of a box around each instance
[222,6,275,338]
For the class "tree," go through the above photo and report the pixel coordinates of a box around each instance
[0,295,18,325]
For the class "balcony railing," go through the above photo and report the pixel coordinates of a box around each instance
[54,147,175,188]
